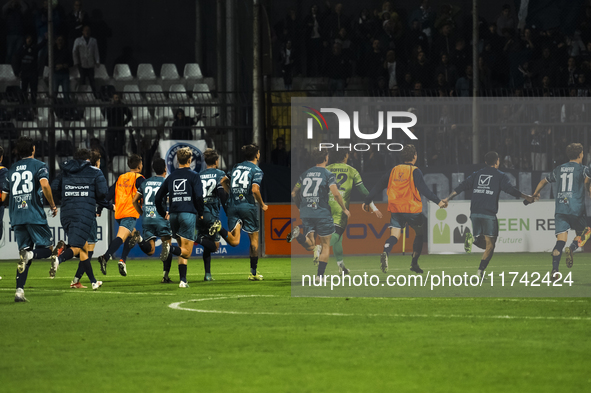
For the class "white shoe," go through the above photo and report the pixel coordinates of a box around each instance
[477,269,484,280]
[18,249,31,274]
[286,226,300,243]
[314,275,323,285]
[179,281,190,288]
[338,264,350,275]
[312,245,322,266]
[92,281,103,291]
[49,255,59,279]
[15,288,27,302]
[160,241,170,262]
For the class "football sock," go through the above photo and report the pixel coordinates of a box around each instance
[197,236,217,253]
[383,236,398,254]
[552,241,566,271]
[16,263,30,289]
[412,236,424,264]
[74,260,85,279]
[163,253,173,276]
[120,240,131,261]
[138,240,152,255]
[330,233,344,264]
[105,237,124,261]
[250,257,258,275]
[32,247,52,259]
[88,251,94,259]
[58,248,74,264]
[473,236,486,249]
[82,258,96,283]
[569,241,578,253]
[296,230,307,246]
[179,264,187,283]
[317,261,328,276]
[170,245,182,256]
[203,249,211,274]
[219,227,229,240]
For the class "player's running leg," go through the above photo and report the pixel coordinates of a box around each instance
[410,234,425,274]
[381,227,402,274]
[98,224,133,275]
[160,237,180,283]
[464,232,474,253]
[565,219,588,269]
[476,236,496,279]
[330,231,349,275]
[551,232,567,281]
[315,234,332,282]
[247,231,263,281]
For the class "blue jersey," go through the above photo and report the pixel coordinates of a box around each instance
[226,161,263,206]
[455,166,522,216]
[1,158,50,226]
[200,168,226,216]
[297,166,336,219]
[137,176,167,223]
[154,167,204,216]
[546,162,591,216]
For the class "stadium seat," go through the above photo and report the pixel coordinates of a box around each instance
[69,66,80,81]
[77,85,97,102]
[174,105,195,118]
[37,107,50,126]
[169,84,189,102]
[131,106,153,126]
[160,64,180,80]
[192,83,213,102]
[123,84,143,103]
[95,64,110,81]
[19,121,42,140]
[113,64,133,81]
[183,63,203,80]
[154,107,173,126]
[84,107,105,125]
[68,120,87,147]
[145,84,165,102]
[137,64,156,80]
[0,64,17,82]
[163,120,174,139]
[113,155,128,174]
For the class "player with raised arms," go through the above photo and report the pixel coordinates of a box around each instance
[363,144,446,274]
[289,149,350,282]
[1,136,60,302]
[442,151,534,279]
[221,144,268,281]
[531,143,591,280]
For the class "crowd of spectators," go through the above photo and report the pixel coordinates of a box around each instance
[273,1,591,97]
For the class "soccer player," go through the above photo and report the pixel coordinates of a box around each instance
[1,136,59,302]
[0,146,8,243]
[531,143,591,280]
[221,144,268,281]
[131,158,182,283]
[51,148,107,290]
[442,151,534,279]
[97,154,145,276]
[154,147,204,288]
[289,149,350,281]
[197,149,241,281]
[363,144,446,274]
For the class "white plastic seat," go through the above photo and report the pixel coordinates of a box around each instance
[77,85,96,102]
[69,120,87,145]
[0,65,17,82]
[69,66,80,81]
[113,64,133,81]
[123,84,143,103]
[160,64,180,80]
[192,83,213,102]
[169,84,189,102]
[84,107,105,125]
[155,107,174,126]
[19,121,42,140]
[137,64,156,80]
[132,106,152,126]
[94,64,110,81]
[145,84,165,102]
[113,155,128,174]
[54,122,68,141]
[183,63,203,80]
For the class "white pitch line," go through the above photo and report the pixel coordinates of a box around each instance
[0,288,176,296]
[169,296,591,320]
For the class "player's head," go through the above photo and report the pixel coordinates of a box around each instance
[74,148,91,161]
[177,147,192,166]
[485,151,499,167]
[401,144,417,164]
[242,144,260,162]
[204,149,219,167]
[329,150,349,164]
[128,153,143,171]
[16,136,34,158]
[312,148,329,165]
[152,157,166,176]
[90,150,101,168]
[566,143,584,161]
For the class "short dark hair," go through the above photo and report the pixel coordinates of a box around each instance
[203,149,219,166]
[74,148,91,161]
[329,150,348,164]
[16,136,34,158]
[90,150,101,166]
[128,153,142,169]
[566,143,584,160]
[401,144,417,162]
[312,148,329,165]
[152,157,166,175]
[242,144,260,161]
[485,151,499,166]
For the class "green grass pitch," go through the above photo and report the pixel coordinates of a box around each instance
[1,254,590,393]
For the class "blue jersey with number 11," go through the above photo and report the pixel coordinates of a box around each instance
[546,162,591,216]
[227,161,263,206]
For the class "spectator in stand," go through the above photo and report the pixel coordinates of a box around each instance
[434,3,461,32]
[326,3,350,40]
[413,81,423,97]
[73,25,100,95]
[561,57,581,87]
[435,53,458,86]
[361,39,386,88]
[455,65,474,97]
[171,109,196,140]
[380,14,404,52]
[104,93,132,164]
[384,50,402,92]
[539,29,568,65]
[412,51,432,88]
[67,0,90,47]
[576,73,590,96]
[408,0,435,41]
[498,136,519,170]
[276,9,300,44]
[484,23,505,53]
[567,30,586,58]
[323,42,351,96]
[280,40,296,90]
[435,72,451,95]
[529,123,550,171]
[51,35,72,100]
[354,8,379,45]
[450,38,470,72]
[304,4,329,77]
[496,4,515,36]
[478,56,492,91]
[399,72,414,96]
[516,61,534,89]
[271,137,289,167]
[533,47,557,86]
[406,19,429,57]
[3,0,28,64]
[432,23,455,58]
[334,27,352,55]
[13,34,46,104]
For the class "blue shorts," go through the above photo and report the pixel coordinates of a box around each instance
[116,217,137,234]
[227,204,259,233]
[87,218,98,245]
[555,213,587,235]
[389,212,424,235]
[63,220,90,248]
[170,212,197,242]
[471,214,498,237]
[302,217,335,237]
[143,219,172,241]
[196,211,221,241]
[13,224,53,251]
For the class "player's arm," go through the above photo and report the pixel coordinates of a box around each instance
[356,181,382,218]
[221,176,230,194]
[585,177,591,196]
[532,178,549,200]
[252,183,268,212]
[132,192,143,216]
[329,184,350,218]
[443,172,475,203]
[362,172,389,215]
[191,175,205,219]
[154,178,169,218]
[413,168,446,208]
[217,184,229,208]
[500,175,534,202]
[39,178,58,217]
